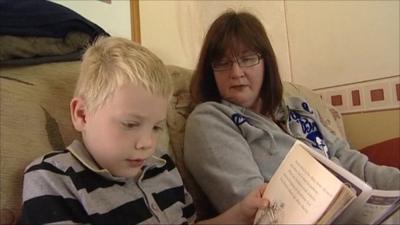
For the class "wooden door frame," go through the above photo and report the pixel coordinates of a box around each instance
[130,0,141,43]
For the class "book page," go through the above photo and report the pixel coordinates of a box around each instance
[345,189,400,225]
[301,140,376,224]
[301,142,399,225]
[302,142,372,195]
[254,141,345,224]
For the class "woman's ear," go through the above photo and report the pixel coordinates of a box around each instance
[70,97,88,132]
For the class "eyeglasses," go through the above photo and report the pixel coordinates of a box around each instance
[212,54,262,72]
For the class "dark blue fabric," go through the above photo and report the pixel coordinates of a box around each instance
[0,0,109,39]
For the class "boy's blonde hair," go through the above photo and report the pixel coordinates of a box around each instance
[74,37,172,113]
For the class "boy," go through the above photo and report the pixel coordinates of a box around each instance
[20,37,268,224]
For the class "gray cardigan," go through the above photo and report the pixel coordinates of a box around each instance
[183,97,400,212]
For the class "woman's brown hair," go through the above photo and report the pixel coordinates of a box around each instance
[190,10,283,119]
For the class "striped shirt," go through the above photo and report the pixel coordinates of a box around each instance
[20,140,196,224]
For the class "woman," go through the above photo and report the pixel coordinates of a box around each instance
[183,10,400,213]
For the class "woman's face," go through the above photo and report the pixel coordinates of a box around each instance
[213,46,264,112]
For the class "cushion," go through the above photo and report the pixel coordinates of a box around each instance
[0,0,109,66]
[166,65,218,219]
[0,61,81,224]
[0,32,91,65]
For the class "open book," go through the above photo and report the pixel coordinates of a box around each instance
[254,141,400,225]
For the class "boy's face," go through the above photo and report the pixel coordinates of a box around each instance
[80,83,168,178]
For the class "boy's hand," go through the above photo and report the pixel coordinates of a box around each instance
[238,183,269,223]
[196,183,269,225]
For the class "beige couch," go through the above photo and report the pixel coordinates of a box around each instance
[0,62,346,224]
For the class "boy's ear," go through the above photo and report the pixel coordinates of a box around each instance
[70,97,88,132]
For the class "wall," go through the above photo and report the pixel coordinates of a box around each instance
[52,0,131,39]
[139,0,292,81]
[139,0,400,150]
[285,0,399,89]
[139,0,399,88]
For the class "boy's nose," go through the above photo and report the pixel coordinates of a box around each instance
[135,132,155,151]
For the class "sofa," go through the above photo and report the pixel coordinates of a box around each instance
[0,61,346,224]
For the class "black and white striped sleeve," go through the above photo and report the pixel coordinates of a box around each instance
[20,153,90,224]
